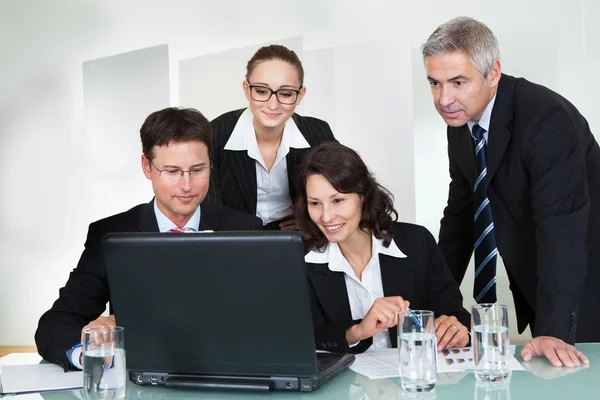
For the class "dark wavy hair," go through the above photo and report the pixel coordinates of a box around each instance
[294,142,398,251]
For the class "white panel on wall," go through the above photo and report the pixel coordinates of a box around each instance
[300,39,416,222]
[179,38,303,121]
[82,44,171,216]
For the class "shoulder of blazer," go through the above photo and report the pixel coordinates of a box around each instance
[200,202,262,230]
[390,221,435,256]
[291,113,335,145]
[506,73,577,116]
[210,108,247,149]
[89,201,152,232]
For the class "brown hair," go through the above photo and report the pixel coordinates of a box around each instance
[140,107,212,161]
[294,142,398,251]
[246,44,305,87]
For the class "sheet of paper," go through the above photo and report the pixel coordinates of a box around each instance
[438,347,525,373]
[0,353,42,367]
[349,348,400,380]
[0,363,82,394]
[350,347,525,380]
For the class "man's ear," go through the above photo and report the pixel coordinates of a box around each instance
[487,59,502,88]
[142,155,152,179]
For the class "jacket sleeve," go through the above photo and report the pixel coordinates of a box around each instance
[307,277,372,354]
[35,222,110,370]
[438,131,475,286]
[322,120,339,144]
[523,108,590,343]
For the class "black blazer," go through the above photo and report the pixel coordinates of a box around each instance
[439,74,600,343]
[207,108,338,216]
[306,222,470,354]
[35,201,262,370]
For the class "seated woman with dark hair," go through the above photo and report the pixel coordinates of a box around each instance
[295,142,470,354]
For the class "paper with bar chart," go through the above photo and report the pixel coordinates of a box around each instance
[350,347,524,380]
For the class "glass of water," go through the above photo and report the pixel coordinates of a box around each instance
[472,304,510,382]
[83,326,126,400]
[398,310,437,392]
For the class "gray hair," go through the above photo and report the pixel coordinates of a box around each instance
[421,17,500,79]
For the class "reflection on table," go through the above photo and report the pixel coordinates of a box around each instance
[2,344,598,400]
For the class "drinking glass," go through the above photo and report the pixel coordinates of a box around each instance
[472,304,510,382]
[83,326,126,400]
[398,310,437,392]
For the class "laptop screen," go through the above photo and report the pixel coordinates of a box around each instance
[103,231,319,377]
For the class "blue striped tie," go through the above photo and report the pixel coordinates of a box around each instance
[472,124,497,303]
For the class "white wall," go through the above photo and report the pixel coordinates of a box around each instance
[0,0,598,346]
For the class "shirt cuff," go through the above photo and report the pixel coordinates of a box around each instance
[66,345,83,370]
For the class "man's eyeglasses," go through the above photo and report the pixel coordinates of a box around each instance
[149,161,211,182]
[247,82,302,105]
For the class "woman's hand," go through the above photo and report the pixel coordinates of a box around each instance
[435,315,469,350]
[346,297,409,345]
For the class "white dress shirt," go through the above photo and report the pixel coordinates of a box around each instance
[305,236,407,351]
[153,199,201,232]
[468,94,496,143]
[224,108,310,225]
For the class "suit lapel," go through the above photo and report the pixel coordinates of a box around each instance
[137,200,160,232]
[452,125,476,187]
[198,203,220,231]
[380,253,414,348]
[229,150,258,214]
[487,75,514,182]
[306,264,353,326]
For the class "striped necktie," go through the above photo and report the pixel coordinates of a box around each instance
[472,123,498,303]
[169,227,196,233]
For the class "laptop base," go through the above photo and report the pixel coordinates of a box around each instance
[129,353,355,392]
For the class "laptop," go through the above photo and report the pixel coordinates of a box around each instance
[103,231,354,392]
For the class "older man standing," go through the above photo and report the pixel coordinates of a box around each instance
[422,16,600,367]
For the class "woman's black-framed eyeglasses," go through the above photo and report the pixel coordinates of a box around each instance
[247,82,302,105]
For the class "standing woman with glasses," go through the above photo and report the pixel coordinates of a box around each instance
[208,44,338,230]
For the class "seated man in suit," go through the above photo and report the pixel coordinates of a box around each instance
[35,107,263,370]
[296,142,470,353]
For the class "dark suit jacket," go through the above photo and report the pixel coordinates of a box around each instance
[35,201,262,370]
[207,108,338,216]
[306,222,470,354]
[439,73,600,343]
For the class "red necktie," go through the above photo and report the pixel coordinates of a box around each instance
[168,227,196,233]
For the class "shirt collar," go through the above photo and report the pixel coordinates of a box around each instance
[468,94,496,133]
[153,199,201,232]
[224,108,310,152]
[305,235,407,269]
